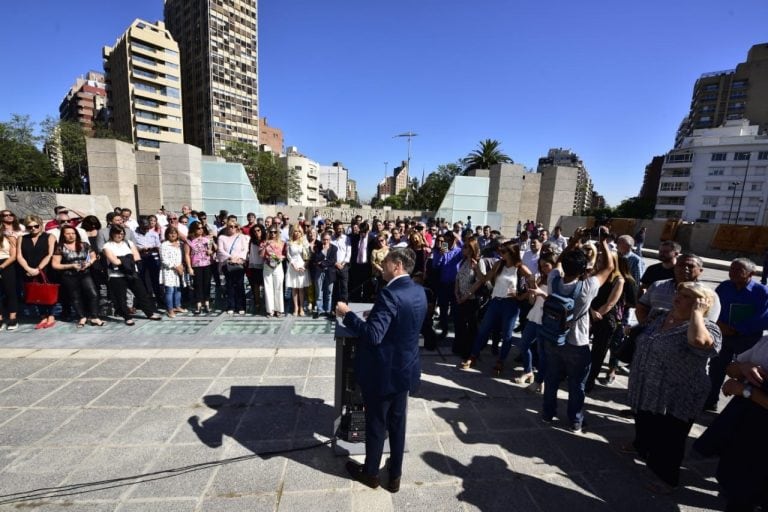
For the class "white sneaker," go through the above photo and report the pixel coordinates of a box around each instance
[237,310,245,316]
[226,310,234,316]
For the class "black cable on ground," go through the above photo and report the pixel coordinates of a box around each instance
[0,438,334,505]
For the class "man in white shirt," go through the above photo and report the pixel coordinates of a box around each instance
[331,220,351,307]
[550,226,567,252]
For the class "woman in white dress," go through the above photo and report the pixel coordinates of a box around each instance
[160,227,186,317]
[286,225,310,316]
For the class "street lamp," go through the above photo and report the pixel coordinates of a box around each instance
[394,132,418,204]
[729,181,741,224]
[735,152,751,224]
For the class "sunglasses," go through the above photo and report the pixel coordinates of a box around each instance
[2,213,13,217]
[27,224,40,229]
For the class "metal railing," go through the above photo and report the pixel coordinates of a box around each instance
[0,183,84,194]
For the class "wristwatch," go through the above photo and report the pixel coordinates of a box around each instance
[742,383,753,399]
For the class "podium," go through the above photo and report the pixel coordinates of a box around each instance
[332,303,391,456]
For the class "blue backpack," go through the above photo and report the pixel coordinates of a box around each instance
[539,272,587,347]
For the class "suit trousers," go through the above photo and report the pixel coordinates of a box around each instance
[363,389,409,479]
[332,265,349,306]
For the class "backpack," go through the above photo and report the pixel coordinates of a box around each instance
[539,272,587,347]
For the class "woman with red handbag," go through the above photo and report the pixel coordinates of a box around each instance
[16,215,56,329]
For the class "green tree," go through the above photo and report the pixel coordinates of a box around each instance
[613,196,656,219]
[220,141,299,204]
[462,139,513,173]
[42,118,88,192]
[0,114,56,187]
[412,162,462,211]
[92,119,131,142]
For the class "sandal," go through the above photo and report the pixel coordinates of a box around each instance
[90,319,105,327]
[35,319,48,330]
[459,357,477,370]
[125,319,135,326]
[77,318,87,328]
[148,314,163,321]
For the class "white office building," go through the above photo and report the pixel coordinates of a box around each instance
[279,146,321,206]
[319,163,348,201]
[655,120,768,225]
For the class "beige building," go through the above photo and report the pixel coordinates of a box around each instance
[376,161,409,199]
[676,43,768,146]
[164,0,259,156]
[280,146,321,206]
[103,20,184,151]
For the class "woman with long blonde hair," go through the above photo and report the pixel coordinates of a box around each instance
[286,225,310,316]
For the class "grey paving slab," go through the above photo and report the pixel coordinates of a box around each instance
[63,446,161,501]
[30,358,102,379]
[0,379,67,407]
[125,445,222,499]
[281,444,352,492]
[43,408,135,447]
[0,358,56,379]
[276,489,352,512]
[220,357,269,377]
[81,359,147,379]
[199,495,277,512]
[0,409,75,446]
[109,408,195,445]
[264,356,312,377]
[129,359,189,378]
[206,442,289,497]
[36,379,116,408]
[175,359,231,378]
[308,356,335,376]
[301,376,334,403]
[145,379,215,408]
[390,483,464,512]
[90,379,166,407]
[117,500,197,512]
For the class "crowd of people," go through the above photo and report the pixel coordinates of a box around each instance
[1,203,767,508]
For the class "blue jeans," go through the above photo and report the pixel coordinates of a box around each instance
[469,298,519,359]
[542,342,591,425]
[164,286,181,311]
[517,321,547,378]
[315,272,334,314]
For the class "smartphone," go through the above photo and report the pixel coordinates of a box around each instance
[440,242,448,251]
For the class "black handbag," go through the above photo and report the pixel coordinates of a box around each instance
[118,254,137,278]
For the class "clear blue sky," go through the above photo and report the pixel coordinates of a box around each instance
[2,1,767,206]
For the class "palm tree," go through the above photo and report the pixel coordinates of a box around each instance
[462,139,513,172]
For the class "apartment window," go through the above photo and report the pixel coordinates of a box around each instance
[758,152,768,160]
[703,84,718,91]
[165,49,179,57]
[748,197,762,206]
[754,166,767,176]
[711,153,727,161]
[727,182,740,191]
[699,211,716,220]
[699,116,712,123]
[133,54,158,67]
[165,87,180,98]
[732,80,747,88]
[134,69,156,79]
[734,152,751,161]
[137,123,160,134]
[136,98,159,108]
[660,182,688,191]
[132,41,157,53]
[133,81,157,93]
[663,168,691,177]
[708,167,724,176]
[136,110,159,120]
[751,182,763,191]
[666,153,693,163]
[137,138,160,148]
[165,62,179,69]
[702,196,719,206]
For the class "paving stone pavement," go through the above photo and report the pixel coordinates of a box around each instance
[0,307,729,511]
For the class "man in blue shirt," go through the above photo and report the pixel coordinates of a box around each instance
[432,231,462,338]
[705,258,768,411]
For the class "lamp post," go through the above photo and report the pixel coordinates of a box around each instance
[735,152,751,225]
[729,181,741,224]
[394,132,418,204]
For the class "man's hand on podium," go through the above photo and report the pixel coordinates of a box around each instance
[336,302,351,317]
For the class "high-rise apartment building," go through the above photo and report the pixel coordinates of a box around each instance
[537,148,594,215]
[103,20,184,151]
[164,0,259,156]
[59,71,108,135]
[655,120,768,225]
[376,161,409,200]
[639,155,665,201]
[675,43,768,146]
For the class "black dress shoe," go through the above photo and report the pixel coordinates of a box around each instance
[312,312,319,319]
[387,476,401,493]
[345,461,379,489]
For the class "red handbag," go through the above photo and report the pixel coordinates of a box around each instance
[24,270,60,306]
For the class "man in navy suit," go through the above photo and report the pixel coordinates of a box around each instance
[336,248,427,493]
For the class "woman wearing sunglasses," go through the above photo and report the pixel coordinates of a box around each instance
[0,214,19,330]
[260,227,286,317]
[16,215,56,329]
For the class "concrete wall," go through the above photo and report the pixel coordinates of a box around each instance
[159,143,203,214]
[1,191,113,224]
[539,165,578,232]
[135,151,162,214]
[555,215,765,262]
[86,138,138,212]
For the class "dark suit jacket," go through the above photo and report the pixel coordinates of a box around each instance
[311,244,338,283]
[343,275,428,397]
